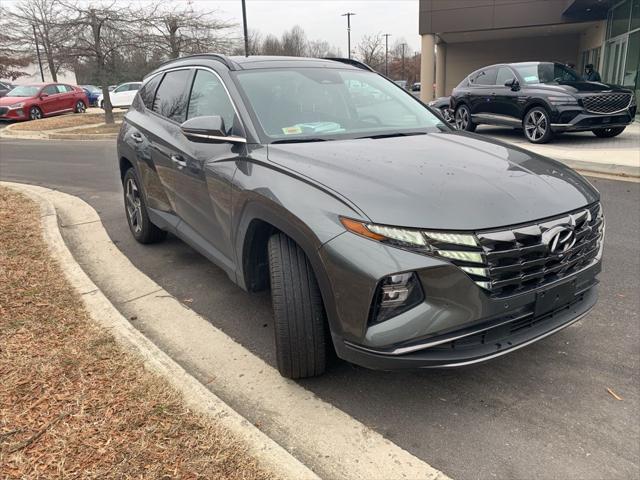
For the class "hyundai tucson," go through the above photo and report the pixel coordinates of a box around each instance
[117,55,604,378]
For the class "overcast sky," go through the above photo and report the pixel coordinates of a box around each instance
[203,0,421,55]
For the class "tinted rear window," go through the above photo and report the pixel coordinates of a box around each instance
[153,70,192,122]
[139,75,162,109]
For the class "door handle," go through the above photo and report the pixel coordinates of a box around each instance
[171,154,187,169]
[130,132,143,143]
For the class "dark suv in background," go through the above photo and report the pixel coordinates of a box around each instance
[117,54,604,378]
[451,61,636,143]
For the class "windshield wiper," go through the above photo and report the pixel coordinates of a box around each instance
[271,138,329,144]
[355,131,428,140]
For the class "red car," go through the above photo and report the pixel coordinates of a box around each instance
[0,82,89,121]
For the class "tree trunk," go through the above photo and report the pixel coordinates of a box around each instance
[90,10,114,124]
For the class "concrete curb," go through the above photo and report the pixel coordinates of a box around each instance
[3,182,320,480]
[2,182,450,480]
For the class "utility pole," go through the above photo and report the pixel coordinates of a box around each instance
[341,12,356,59]
[401,43,407,80]
[32,24,45,82]
[241,0,249,56]
[383,33,391,76]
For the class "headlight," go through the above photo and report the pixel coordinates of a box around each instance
[548,95,578,106]
[428,100,437,106]
[8,102,24,109]
[630,94,637,107]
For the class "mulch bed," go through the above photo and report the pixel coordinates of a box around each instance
[0,187,276,480]
[10,112,125,131]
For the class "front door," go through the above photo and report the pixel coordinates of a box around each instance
[39,84,61,114]
[172,68,241,269]
[490,66,522,122]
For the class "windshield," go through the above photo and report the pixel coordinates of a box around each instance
[7,85,40,97]
[513,63,580,85]
[234,68,445,142]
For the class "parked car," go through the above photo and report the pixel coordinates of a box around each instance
[81,84,101,106]
[450,61,636,143]
[118,55,603,378]
[98,82,141,109]
[428,96,453,124]
[0,80,15,98]
[0,82,88,121]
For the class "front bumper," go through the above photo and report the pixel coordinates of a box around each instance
[550,106,635,132]
[320,231,600,370]
[0,107,28,121]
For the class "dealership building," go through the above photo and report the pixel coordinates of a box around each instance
[419,0,640,106]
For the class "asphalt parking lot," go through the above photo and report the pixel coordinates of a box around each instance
[1,138,638,480]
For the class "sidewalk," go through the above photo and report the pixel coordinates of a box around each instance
[480,122,640,178]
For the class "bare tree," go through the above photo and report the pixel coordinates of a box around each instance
[280,26,307,57]
[7,0,72,82]
[307,40,341,58]
[145,3,237,59]
[357,33,384,71]
[63,1,150,124]
[0,30,32,80]
[261,34,282,55]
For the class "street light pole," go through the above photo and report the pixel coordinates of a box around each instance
[341,12,356,59]
[383,33,391,76]
[401,43,406,80]
[241,0,249,56]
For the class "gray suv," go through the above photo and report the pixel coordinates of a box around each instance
[117,55,603,378]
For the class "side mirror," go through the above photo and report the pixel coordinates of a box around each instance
[180,115,246,143]
[504,78,519,90]
[40,93,49,98]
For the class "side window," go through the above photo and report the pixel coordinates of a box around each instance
[472,67,498,86]
[114,84,129,93]
[496,67,514,86]
[129,83,141,91]
[153,69,192,123]
[43,85,58,95]
[139,75,162,109]
[187,70,236,132]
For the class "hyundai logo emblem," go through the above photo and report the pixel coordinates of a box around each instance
[544,225,577,255]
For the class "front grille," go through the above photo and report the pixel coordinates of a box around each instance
[582,93,632,114]
[426,204,604,297]
[0,107,8,115]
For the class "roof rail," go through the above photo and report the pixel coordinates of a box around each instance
[323,57,374,72]
[156,53,237,71]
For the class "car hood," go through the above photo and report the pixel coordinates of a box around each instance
[533,81,632,94]
[266,132,599,230]
[0,96,32,106]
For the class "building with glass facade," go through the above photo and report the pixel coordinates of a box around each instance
[419,0,639,114]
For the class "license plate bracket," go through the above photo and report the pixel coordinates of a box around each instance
[535,278,577,317]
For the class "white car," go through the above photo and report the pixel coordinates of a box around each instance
[98,82,141,109]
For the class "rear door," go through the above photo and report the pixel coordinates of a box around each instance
[468,67,498,115]
[59,85,76,110]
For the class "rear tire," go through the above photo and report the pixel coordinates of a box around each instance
[454,104,476,132]
[268,233,327,379]
[123,168,167,244]
[592,126,625,138]
[74,100,86,113]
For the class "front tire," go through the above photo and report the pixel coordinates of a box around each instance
[28,106,43,121]
[123,168,167,244]
[523,107,553,143]
[454,104,476,132]
[592,126,625,138]
[268,233,327,379]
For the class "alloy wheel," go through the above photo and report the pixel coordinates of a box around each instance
[76,101,86,113]
[455,107,469,130]
[524,110,548,141]
[125,177,143,234]
[29,107,42,120]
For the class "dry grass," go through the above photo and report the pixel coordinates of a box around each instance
[0,187,276,480]
[63,123,122,135]
[10,112,125,131]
